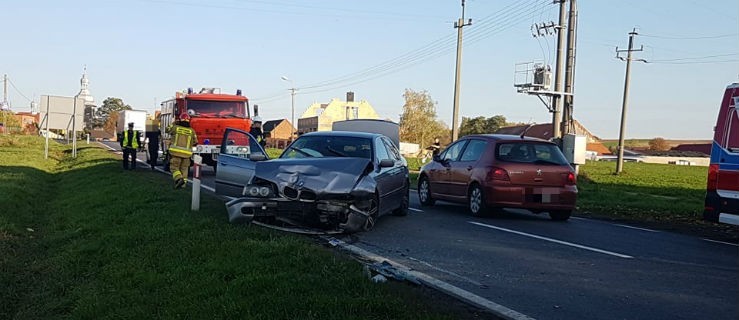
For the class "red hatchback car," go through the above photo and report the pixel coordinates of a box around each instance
[417,134,577,221]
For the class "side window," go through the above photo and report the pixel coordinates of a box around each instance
[382,137,401,160]
[727,108,738,152]
[459,140,487,162]
[442,140,467,161]
[221,130,266,159]
[375,138,391,161]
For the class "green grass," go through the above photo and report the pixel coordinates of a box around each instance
[577,160,707,221]
[0,136,464,320]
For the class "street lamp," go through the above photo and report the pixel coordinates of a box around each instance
[280,76,297,139]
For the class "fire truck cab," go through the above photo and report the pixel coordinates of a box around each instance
[160,87,253,168]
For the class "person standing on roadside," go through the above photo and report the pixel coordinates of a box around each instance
[146,125,161,170]
[119,122,141,170]
[167,113,197,189]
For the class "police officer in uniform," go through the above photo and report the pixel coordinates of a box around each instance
[119,122,141,170]
[167,113,197,189]
[249,116,266,148]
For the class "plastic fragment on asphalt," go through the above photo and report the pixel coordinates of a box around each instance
[369,260,421,285]
[327,237,341,247]
[371,274,387,283]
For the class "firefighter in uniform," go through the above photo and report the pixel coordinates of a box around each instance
[167,113,197,189]
[119,122,141,170]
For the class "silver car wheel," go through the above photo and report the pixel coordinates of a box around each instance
[470,187,482,214]
[419,180,429,203]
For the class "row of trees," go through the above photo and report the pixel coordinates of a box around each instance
[398,89,520,150]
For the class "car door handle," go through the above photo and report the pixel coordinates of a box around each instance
[466,166,473,171]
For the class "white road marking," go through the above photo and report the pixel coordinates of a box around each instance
[406,256,484,287]
[468,221,634,259]
[570,217,590,221]
[409,208,424,213]
[323,236,535,320]
[614,224,660,233]
[702,238,739,247]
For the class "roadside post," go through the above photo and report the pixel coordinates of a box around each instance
[191,154,202,211]
[86,133,90,144]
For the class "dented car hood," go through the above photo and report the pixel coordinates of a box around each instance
[253,157,374,194]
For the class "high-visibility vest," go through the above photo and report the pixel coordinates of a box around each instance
[169,125,196,157]
[123,130,139,149]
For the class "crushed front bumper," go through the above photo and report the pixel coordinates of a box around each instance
[225,196,373,233]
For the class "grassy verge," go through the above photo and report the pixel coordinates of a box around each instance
[576,160,707,221]
[0,136,473,320]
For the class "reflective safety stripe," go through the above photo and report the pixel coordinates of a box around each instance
[123,131,139,149]
[170,126,194,156]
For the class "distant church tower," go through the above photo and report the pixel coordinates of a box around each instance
[79,66,97,129]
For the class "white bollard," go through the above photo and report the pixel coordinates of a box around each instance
[86,133,90,144]
[191,154,202,211]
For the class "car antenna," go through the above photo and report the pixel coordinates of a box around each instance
[520,123,535,139]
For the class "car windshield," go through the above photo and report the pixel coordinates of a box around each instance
[496,142,569,165]
[185,100,248,118]
[280,135,373,159]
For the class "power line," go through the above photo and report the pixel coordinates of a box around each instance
[298,0,544,91]
[648,52,739,62]
[298,0,547,95]
[253,0,546,101]
[8,77,32,103]
[640,33,739,40]
[648,59,739,65]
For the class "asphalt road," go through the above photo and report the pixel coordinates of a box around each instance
[102,142,738,320]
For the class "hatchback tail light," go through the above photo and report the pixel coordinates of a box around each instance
[706,164,719,191]
[489,167,510,181]
[565,172,576,185]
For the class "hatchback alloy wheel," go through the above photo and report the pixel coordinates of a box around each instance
[418,177,435,206]
[469,184,486,217]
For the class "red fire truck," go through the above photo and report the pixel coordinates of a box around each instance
[160,87,253,168]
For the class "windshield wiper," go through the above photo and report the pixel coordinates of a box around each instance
[287,146,313,157]
[220,114,243,118]
[326,146,348,157]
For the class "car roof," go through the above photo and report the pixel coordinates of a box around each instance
[299,131,382,139]
[462,134,553,143]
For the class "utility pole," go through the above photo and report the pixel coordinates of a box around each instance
[2,74,7,107]
[561,0,577,135]
[2,74,7,134]
[551,0,567,142]
[615,28,646,174]
[451,0,472,142]
[280,76,297,141]
[289,87,296,139]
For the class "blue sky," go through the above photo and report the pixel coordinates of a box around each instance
[2,0,738,139]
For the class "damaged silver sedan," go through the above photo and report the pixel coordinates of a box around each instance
[214,129,410,233]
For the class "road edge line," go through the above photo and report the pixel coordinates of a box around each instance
[323,236,536,320]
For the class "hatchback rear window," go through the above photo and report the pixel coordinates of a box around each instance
[496,142,569,165]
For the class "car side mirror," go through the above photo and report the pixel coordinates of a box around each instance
[379,159,394,168]
[249,153,267,161]
[432,154,441,162]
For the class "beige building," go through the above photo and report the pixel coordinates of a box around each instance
[297,92,380,134]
